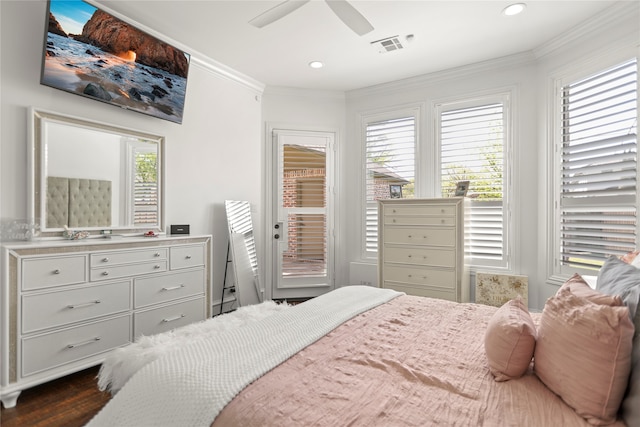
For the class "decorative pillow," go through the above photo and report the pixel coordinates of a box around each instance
[484,296,536,382]
[619,249,640,269]
[558,273,623,306]
[534,287,634,425]
[597,256,640,426]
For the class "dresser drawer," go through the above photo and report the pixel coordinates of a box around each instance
[134,298,205,337]
[383,264,455,289]
[384,215,455,226]
[90,248,168,267]
[22,281,131,334]
[170,245,205,270]
[384,204,457,217]
[21,315,131,377]
[90,260,168,281]
[383,227,456,246]
[22,256,87,291]
[383,246,455,268]
[134,269,205,308]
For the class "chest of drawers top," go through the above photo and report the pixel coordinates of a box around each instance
[5,235,210,291]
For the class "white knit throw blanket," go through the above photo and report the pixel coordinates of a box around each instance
[86,286,402,427]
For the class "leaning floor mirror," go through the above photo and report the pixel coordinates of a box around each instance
[225,200,262,307]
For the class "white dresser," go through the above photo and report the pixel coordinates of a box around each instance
[378,198,468,302]
[0,235,211,408]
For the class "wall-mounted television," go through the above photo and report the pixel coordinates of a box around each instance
[41,0,190,124]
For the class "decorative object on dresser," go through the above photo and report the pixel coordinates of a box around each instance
[475,272,528,307]
[378,197,468,301]
[0,235,211,408]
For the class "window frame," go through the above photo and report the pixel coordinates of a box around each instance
[359,106,421,260]
[434,92,513,270]
[550,58,639,279]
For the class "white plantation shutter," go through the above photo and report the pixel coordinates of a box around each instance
[364,115,416,254]
[280,142,328,277]
[558,59,638,271]
[133,182,158,224]
[440,102,507,267]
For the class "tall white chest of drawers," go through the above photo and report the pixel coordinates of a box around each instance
[378,198,468,302]
[0,235,211,408]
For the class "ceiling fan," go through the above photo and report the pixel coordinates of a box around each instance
[249,0,374,36]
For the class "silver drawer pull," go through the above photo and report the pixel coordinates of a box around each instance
[407,254,412,258]
[102,271,109,276]
[154,252,161,257]
[161,284,185,291]
[408,274,412,278]
[53,269,61,274]
[162,314,186,323]
[407,235,412,238]
[67,300,101,309]
[392,219,396,223]
[154,264,161,269]
[102,257,109,262]
[67,337,101,349]
[185,255,192,259]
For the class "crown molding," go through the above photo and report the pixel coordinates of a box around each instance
[190,56,265,95]
[533,1,640,59]
[346,51,536,100]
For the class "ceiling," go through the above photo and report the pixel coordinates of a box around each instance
[95,0,622,92]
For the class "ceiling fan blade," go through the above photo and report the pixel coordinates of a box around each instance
[249,0,311,28]
[325,0,374,36]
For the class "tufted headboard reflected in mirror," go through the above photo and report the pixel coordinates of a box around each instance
[29,108,165,237]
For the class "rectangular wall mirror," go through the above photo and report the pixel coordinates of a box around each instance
[29,108,165,237]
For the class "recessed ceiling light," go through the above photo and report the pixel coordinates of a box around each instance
[309,61,324,69]
[502,3,526,16]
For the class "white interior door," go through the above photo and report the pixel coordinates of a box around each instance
[270,129,335,300]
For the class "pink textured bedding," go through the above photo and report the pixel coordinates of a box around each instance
[213,295,625,426]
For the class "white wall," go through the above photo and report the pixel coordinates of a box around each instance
[337,2,639,310]
[0,0,263,312]
[534,2,640,305]
[2,1,638,313]
[343,54,542,305]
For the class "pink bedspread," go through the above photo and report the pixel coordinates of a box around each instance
[213,295,626,426]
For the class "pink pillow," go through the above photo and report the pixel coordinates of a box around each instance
[484,296,536,381]
[534,287,634,425]
[558,273,623,306]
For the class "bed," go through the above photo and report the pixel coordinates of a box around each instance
[87,257,639,427]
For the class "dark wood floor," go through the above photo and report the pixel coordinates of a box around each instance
[0,366,110,427]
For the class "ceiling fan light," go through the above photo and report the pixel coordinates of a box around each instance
[502,3,526,16]
[309,61,324,69]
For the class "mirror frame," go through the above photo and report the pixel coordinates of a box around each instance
[28,107,165,238]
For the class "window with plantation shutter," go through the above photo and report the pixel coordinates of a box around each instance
[363,113,417,255]
[556,59,638,272]
[438,100,509,268]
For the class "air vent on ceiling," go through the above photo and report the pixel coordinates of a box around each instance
[371,36,404,54]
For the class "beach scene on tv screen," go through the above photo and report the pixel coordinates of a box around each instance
[42,0,189,124]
